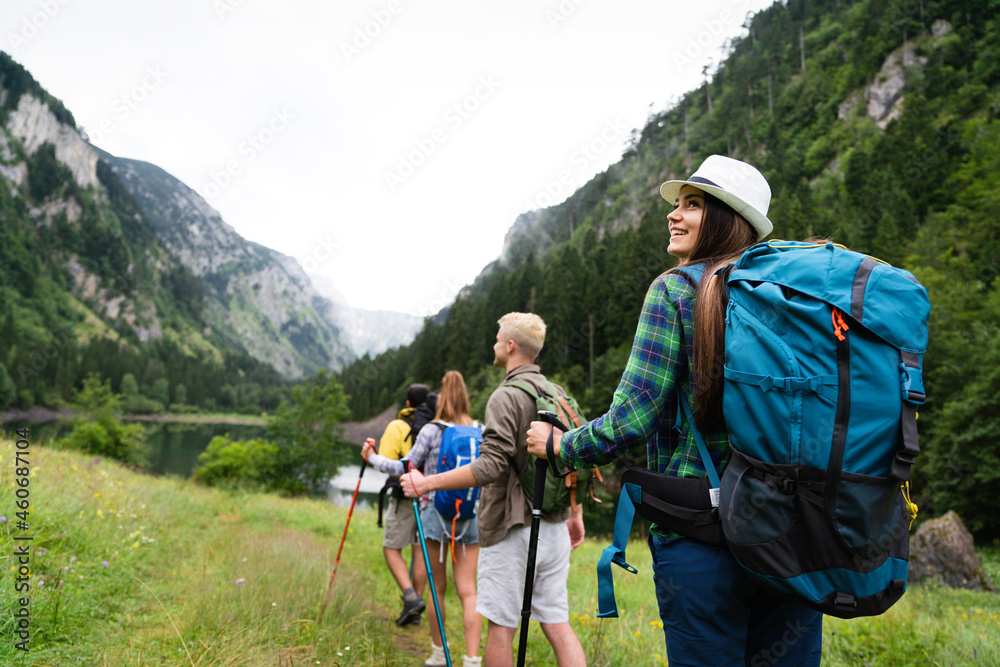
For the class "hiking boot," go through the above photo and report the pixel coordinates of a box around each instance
[398,610,422,627]
[423,642,447,667]
[394,595,425,627]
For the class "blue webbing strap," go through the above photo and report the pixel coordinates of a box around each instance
[596,392,721,619]
[676,391,721,489]
[596,482,641,618]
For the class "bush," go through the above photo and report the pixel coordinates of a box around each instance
[59,418,149,467]
[57,373,150,467]
[265,369,351,495]
[194,435,280,490]
[192,370,352,495]
[122,394,164,415]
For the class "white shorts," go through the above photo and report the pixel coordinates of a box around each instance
[476,521,571,627]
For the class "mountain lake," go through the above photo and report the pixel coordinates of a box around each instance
[1,419,385,508]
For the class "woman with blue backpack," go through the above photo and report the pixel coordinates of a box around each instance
[526,155,824,666]
[363,369,483,667]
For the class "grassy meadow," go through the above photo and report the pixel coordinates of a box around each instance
[0,437,998,666]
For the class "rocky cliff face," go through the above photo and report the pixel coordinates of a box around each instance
[838,20,953,129]
[103,154,357,376]
[103,154,423,372]
[2,90,171,345]
[6,93,98,188]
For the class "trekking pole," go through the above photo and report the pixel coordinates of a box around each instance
[407,459,452,667]
[319,459,366,624]
[516,410,570,667]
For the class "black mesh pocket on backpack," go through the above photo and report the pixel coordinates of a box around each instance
[834,471,907,561]
[720,451,797,546]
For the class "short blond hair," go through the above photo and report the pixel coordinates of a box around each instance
[498,312,546,361]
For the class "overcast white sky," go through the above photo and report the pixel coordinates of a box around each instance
[2,0,775,316]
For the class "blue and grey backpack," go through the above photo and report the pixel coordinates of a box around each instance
[599,240,929,619]
[433,422,483,521]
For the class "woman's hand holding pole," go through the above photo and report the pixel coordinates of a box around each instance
[526,421,561,459]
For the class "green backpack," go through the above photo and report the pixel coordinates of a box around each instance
[503,380,602,513]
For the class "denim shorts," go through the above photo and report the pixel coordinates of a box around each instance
[419,503,478,546]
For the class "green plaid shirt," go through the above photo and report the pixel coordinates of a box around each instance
[560,269,731,536]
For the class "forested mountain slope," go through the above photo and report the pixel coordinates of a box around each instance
[340,0,1000,535]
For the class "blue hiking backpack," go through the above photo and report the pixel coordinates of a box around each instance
[433,423,483,521]
[599,241,929,619]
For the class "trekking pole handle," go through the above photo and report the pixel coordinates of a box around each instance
[537,410,570,433]
[537,411,572,479]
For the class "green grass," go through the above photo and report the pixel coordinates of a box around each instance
[1,438,998,666]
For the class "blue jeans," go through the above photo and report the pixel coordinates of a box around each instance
[648,535,823,667]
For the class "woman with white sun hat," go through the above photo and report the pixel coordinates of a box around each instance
[527,155,824,665]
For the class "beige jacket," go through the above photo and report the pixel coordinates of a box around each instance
[469,364,571,547]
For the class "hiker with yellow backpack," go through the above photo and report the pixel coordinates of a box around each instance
[366,370,483,667]
[361,383,431,628]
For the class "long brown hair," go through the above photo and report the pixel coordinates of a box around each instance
[683,192,757,433]
[434,370,474,426]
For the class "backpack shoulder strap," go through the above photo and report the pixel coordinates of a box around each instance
[669,263,704,288]
[502,380,541,401]
[401,412,416,443]
[676,390,721,493]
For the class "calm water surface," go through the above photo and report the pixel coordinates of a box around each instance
[4,420,382,505]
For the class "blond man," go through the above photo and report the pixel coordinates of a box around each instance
[403,313,586,667]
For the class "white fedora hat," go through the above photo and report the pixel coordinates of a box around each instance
[659,155,773,240]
